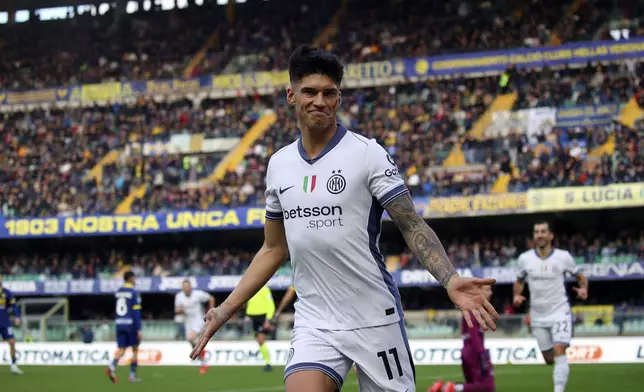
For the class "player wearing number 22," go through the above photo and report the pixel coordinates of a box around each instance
[513,221,589,392]
[106,271,142,383]
[189,45,499,392]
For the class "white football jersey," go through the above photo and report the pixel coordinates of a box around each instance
[265,125,409,330]
[517,248,577,318]
[174,290,210,323]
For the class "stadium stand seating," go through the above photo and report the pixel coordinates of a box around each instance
[0,4,225,89]
[2,227,641,279]
[0,0,624,87]
[1,68,642,216]
[0,97,262,217]
[0,0,641,218]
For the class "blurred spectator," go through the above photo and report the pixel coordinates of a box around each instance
[1,228,642,279]
[80,324,94,344]
[0,0,623,87]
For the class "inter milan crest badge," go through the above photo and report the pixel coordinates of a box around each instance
[326,170,346,194]
[286,348,295,365]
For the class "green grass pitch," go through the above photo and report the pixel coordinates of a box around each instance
[2,364,643,391]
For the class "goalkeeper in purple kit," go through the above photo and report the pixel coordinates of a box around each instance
[430,285,495,392]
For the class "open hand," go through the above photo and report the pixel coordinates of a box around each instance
[190,307,228,360]
[446,276,499,331]
[513,294,527,307]
[572,287,588,300]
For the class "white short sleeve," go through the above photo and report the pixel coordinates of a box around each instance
[174,293,182,310]
[563,251,577,276]
[365,139,409,207]
[517,254,528,281]
[264,156,283,221]
[197,290,210,303]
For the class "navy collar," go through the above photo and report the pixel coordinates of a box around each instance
[297,124,348,165]
[534,247,554,260]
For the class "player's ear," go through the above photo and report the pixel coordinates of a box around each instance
[337,91,342,108]
[286,87,296,105]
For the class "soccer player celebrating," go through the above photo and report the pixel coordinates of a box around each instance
[175,279,215,374]
[513,221,589,392]
[0,274,23,375]
[246,284,277,372]
[190,45,499,392]
[430,285,495,392]
[106,271,142,383]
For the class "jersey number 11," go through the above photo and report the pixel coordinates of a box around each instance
[377,348,404,380]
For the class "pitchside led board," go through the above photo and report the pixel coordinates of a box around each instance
[1,338,643,366]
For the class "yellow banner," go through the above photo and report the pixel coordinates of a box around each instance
[572,305,615,327]
[212,71,289,90]
[527,183,644,212]
[427,193,527,217]
[81,82,121,103]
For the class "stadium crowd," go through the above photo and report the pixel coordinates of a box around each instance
[2,228,642,279]
[0,4,223,90]
[0,0,642,218]
[1,66,643,217]
[0,0,628,87]
[206,0,615,72]
[0,96,261,218]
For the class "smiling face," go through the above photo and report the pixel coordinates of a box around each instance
[533,222,553,249]
[287,73,340,133]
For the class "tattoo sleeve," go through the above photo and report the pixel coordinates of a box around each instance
[385,193,458,287]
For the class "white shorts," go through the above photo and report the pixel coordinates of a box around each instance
[284,322,416,391]
[185,318,205,338]
[531,307,573,352]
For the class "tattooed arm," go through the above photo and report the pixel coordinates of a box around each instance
[385,193,458,288]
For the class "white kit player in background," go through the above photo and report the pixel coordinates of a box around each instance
[513,221,589,392]
[175,279,215,375]
[189,45,499,392]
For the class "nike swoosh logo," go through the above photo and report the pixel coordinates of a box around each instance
[279,186,294,194]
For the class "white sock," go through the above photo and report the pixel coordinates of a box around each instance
[454,385,464,392]
[553,355,569,392]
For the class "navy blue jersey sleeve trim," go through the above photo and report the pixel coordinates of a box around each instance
[378,184,409,207]
[265,210,284,221]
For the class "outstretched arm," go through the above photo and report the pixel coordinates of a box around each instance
[513,255,528,306]
[513,279,527,307]
[385,193,457,287]
[385,193,498,329]
[210,220,288,323]
[190,220,288,358]
[572,272,589,300]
